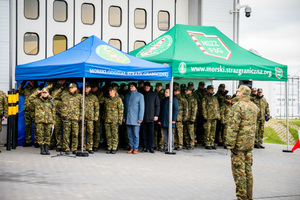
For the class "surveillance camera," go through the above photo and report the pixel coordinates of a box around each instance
[245,6,251,17]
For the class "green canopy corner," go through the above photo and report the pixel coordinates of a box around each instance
[129,24,287,82]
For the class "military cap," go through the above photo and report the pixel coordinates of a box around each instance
[138,80,144,84]
[109,87,117,91]
[257,88,263,92]
[219,84,225,88]
[144,81,151,87]
[41,88,49,93]
[199,81,205,86]
[188,82,194,86]
[156,82,162,87]
[174,87,180,92]
[237,85,251,95]
[186,86,193,91]
[69,83,77,88]
[129,82,137,88]
[90,82,98,88]
[85,83,91,88]
[251,87,257,92]
[111,83,119,87]
[166,83,170,89]
[173,82,179,87]
[225,95,232,99]
[180,83,187,88]
[207,85,214,90]
[120,83,127,88]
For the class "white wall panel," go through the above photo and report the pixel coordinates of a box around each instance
[102,0,128,52]
[46,0,74,57]
[128,0,152,52]
[176,0,189,25]
[152,0,175,40]
[74,0,102,45]
[17,0,46,65]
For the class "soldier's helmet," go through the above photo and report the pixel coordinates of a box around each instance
[219,84,225,88]
[251,87,257,92]
[199,81,205,86]
[225,95,232,99]
[156,82,162,87]
[188,82,194,86]
[237,85,251,95]
[69,83,78,88]
[257,88,263,93]
[41,88,49,93]
[180,83,186,89]
[207,85,214,90]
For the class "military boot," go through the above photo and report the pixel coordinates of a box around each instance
[40,145,46,155]
[44,144,50,155]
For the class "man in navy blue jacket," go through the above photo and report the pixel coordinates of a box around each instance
[123,82,145,154]
[158,89,179,152]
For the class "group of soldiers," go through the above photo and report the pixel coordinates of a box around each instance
[16,79,270,155]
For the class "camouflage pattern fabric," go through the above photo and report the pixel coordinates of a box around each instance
[183,93,198,147]
[174,93,188,148]
[105,123,119,150]
[79,120,94,150]
[204,119,217,146]
[255,120,264,146]
[35,123,52,145]
[91,89,102,148]
[0,90,8,132]
[54,114,63,148]
[220,101,232,144]
[63,120,79,151]
[156,89,165,101]
[154,123,164,149]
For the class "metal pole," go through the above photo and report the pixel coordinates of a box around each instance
[283,80,292,152]
[81,78,86,153]
[166,77,175,154]
[9,0,16,90]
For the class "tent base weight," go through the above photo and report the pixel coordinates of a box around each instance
[282,150,293,153]
[76,151,89,157]
[165,151,176,155]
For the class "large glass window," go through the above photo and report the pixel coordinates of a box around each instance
[134,41,146,50]
[24,0,39,19]
[134,9,146,29]
[81,3,95,25]
[109,6,122,27]
[109,39,121,50]
[24,33,39,55]
[158,11,170,31]
[53,0,67,22]
[53,35,67,55]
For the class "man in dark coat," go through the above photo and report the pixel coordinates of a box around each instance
[141,82,160,153]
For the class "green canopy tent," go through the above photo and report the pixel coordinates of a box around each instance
[130,24,290,153]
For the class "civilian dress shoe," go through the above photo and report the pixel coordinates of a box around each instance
[149,149,155,153]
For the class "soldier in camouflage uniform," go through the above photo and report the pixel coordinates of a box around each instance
[194,82,206,144]
[174,87,188,150]
[0,90,8,135]
[18,80,39,147]
[91,82,101,151]
[180,84,186,98]
[183,86,198,150]
[28,88,55,155]
[250,88,257,102]
[202,85,220,150]
[252,88,270,149]
[154,83,165,150]
[79,84,99,154]
[101,87,123,154]
[220,95,232,148]
[61,83,82,154]
[225,85,259,200]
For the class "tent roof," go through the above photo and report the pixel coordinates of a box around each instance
[15,35,172,81]
[129,24,287,81]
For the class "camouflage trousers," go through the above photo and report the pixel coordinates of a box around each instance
[174,121,183,148]
[79,120,94,151]
[231,150,253,200]
[255,120,265,146]
[63,120,79,151]
[154,123,164,148]
[25,111,36,144]
[215,120,223,143]
[183,123,195,147]
[196,116,205,144]
[204,119,217,147]
[54,114,63,148]
[35,123,52,146]
[222,124,229,145]
[105,122,119,151]
[93,118,101,148]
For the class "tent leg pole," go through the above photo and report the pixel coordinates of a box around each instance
[283,80,292,153]
[166,77,175,155]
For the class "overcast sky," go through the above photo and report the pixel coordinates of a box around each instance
[239,0,300,76]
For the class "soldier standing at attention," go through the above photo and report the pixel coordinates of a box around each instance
[183,86,198,150]
[28,88,55,155]
[202,85,220,150]
[90,82,101,151]
[220,95,232,149]
[103,87,123,154]
[61,83,82,155]
[250,88,257,102]
[225,85,259,200]
[79,83,99,154]
[195,82,206,145]
[174,87,188,150]
[252,88,270,149]
[18,80,39,147]
[0,89,8,153]
[180,84,187,98]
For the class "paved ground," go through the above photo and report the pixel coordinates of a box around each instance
[0,144,299,200]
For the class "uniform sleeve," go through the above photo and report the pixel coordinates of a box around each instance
[220,106,225,124]
[138,95,145,121]
[202,98,207,119]
[172,98,179,122]
[154,93,160,117]
[118,98,124,124]
[17,83,25,95]
[94,96,100,121]
[182,99,188,122]
[190,99,198,122]
[28,91,39,105]
[225,104,241,149]
[79,95,83,120]
[265,100,270,116]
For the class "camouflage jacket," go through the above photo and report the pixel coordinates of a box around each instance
[156,89,165,101]
[252,95,270,121]
[98,91,106,120]
[61,90,83,121]
[84,92,99,121]
[174,94,188,122]
[220,101,232,124]
[50,83,69,112]
[103,96,123,124]
[28,91,55,124]
[250,94,257,102]
[214,90,228,108]
[194,89,205,116]
[0,90,8,118]
[185,93,198,122]
[225,95,259,151]
[202,93,220,120]
[17,82,39,112]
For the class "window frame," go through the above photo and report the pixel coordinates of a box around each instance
[134,40,146,50]
[53,34,68,55]
[108,38,122,51]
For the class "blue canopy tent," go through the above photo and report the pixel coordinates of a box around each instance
[15,36,172,153]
